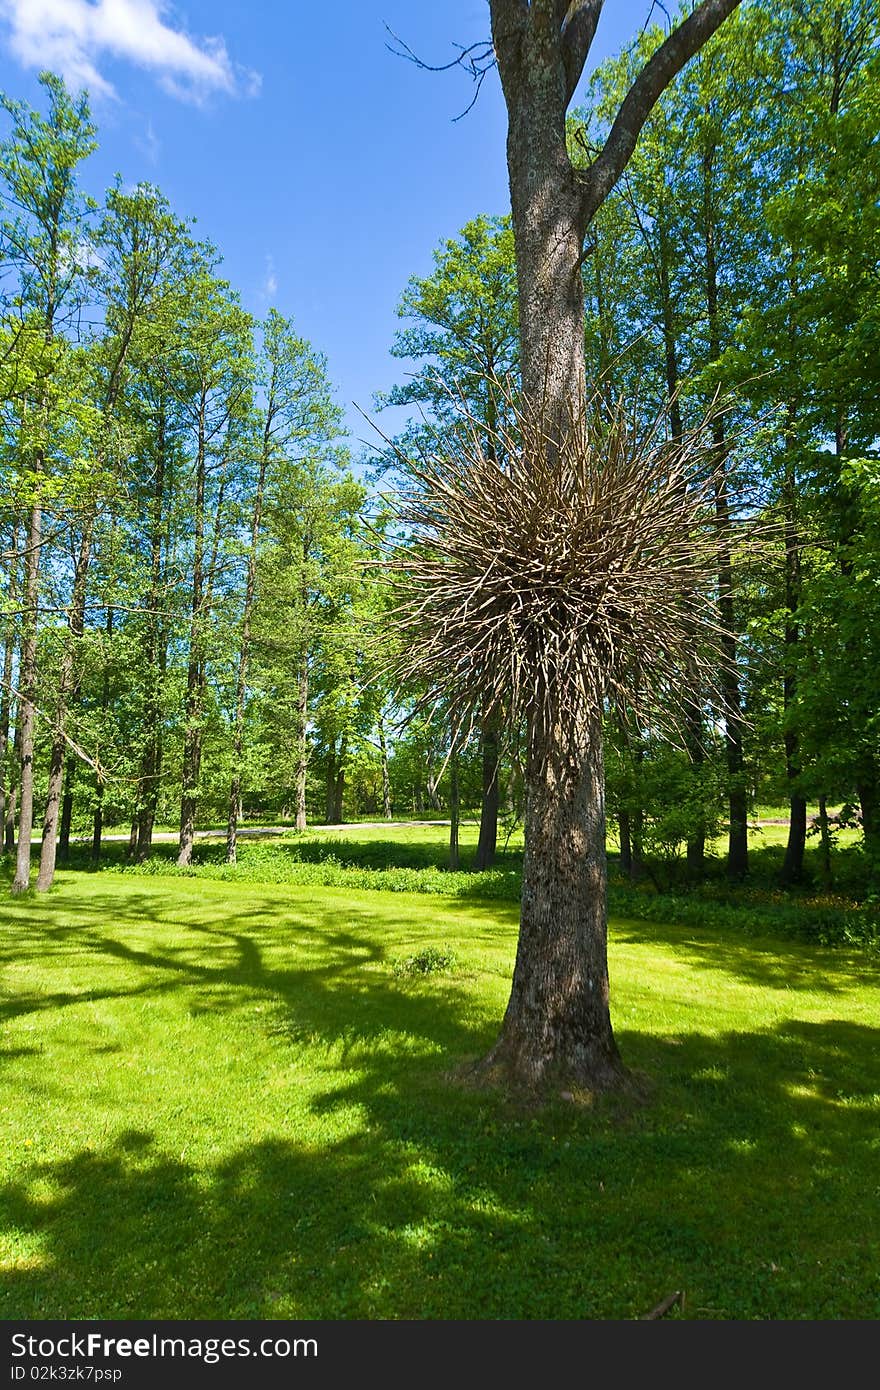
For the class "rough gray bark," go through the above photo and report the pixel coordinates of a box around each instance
[11,478,42,893]
[90,607,114,866]
[5,716,20,853]
[481,703,622,1088]
[36,518,93,891]
[480,0,742,1088]
[59,775,73,864]
[177,398,209,867]
[293,656,309,832]
[227,418,270,863]
[0,628,14,850]
[177,410,229,866]
[135,412,168,862]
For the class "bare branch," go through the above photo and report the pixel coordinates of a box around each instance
[578,0,743,229]
[384,25,497,121]
[0,676,106,779]
[379,376,768,755]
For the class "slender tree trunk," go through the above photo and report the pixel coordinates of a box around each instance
[817,796,832,886]
[0,523,18,847]
[293,656,309,832]
[714,453,748,880]
[37,518,95,892]
[378,712,392,820]
[5,717,21,853]
[700,133,747,880]
[227,430,269,863]
[474,710,500,870]
[449,743,460,870]
[90,607,114,867]
[324,740,336,824]
[136,416,168,862]
[331,736,347,824]
[59,772,73,865]
[653,207,705,878]
[0,633,13,851]
[858,767,880,861]
[12,482,42,894]
[780,393,806,883]
[91,799,104,864]
[177,405,208,868]
[618,809,633,877]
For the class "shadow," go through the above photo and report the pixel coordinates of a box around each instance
[612,919,880,995]
[1,873,878,1318]
[1,1015,878,1319]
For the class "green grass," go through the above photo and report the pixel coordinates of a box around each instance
[1,867,879,1320]
[55,819,878,953]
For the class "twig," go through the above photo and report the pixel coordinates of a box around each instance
[641,1289,684,1320]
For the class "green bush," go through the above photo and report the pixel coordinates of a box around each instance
[391,946,460,977]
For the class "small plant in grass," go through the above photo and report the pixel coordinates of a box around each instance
[392,946,459,977]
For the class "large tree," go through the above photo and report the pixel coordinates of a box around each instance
[477,0,743,1089]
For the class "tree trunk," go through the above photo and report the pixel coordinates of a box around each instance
[293,656,309,832]
[59,776,73,865]
[37,519,94,892]
[0,527,17,848]
[477,16,624,1087]
[700,129,748,882]
[857,765,880,861]
[817,795,832,886]
[12,487,42,894]
[684,698,706,879]
[780,415,806,885]
[474,711,500,870]
[136,408,168,863]
[378,711,392,820]
[5,716,21,853]
[90,607,114,868]
[618,810,633,877]
[480,704,623,1089]
[91,798,103,864]
[324,741,336,825]
[331,736,347,824]
[177,402,209,868]
[449,744,460,870]
[227,422,269,864]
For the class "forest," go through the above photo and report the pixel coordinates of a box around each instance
[2,0,877,906]
[1,0,879,1331]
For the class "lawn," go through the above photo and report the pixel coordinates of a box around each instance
[2,851,879,1322]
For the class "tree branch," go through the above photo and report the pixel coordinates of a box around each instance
[577,0,743,229]
[561,1,605,107]
[384,25,497,121]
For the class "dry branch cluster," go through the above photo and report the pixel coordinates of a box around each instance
[385,387,736,745]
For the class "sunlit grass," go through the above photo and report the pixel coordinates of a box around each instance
[1,870,878,1320]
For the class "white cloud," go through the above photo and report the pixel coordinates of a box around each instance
[0,0,260,104]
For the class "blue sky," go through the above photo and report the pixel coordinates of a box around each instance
[0,1,648,448]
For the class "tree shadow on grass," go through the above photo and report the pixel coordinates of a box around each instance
[1,1019,878,1320]
[1,907,878,1318]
